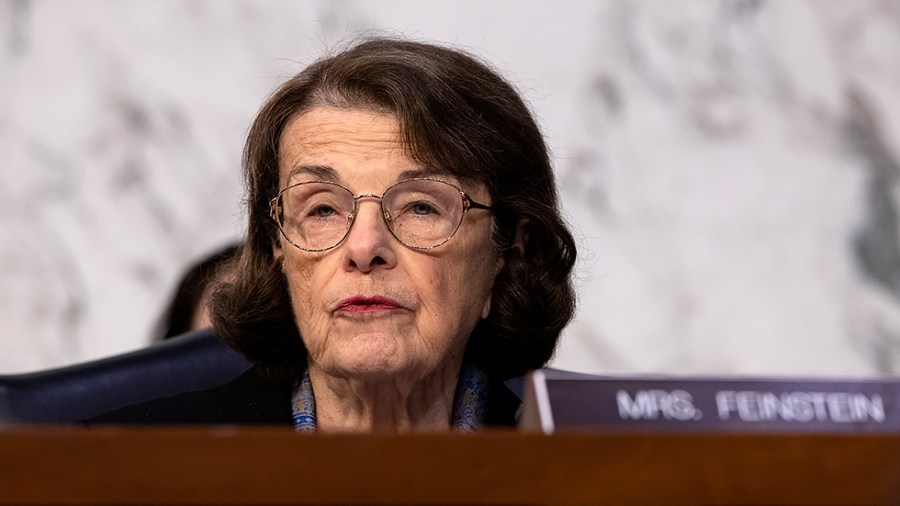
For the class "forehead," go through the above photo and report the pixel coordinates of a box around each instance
[279,107,413,184]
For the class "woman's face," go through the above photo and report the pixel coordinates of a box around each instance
[276,107,501,382]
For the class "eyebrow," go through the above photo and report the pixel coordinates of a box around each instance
[286,166,452,185]
[286,165,340,182]
[397,168,446,181]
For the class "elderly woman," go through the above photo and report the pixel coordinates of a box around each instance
[96,38,576,431]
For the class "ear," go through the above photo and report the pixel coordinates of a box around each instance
[480,292,492,319]
[273,240,284,264]
[494,218,530,274]
[511,218,529,255]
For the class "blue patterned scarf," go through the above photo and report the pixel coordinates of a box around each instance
[291,361,488,431]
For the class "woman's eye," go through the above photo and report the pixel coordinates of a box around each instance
[310,205,337,217]
[409,202,438,215]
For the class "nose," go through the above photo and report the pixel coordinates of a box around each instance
[341,199,398,273]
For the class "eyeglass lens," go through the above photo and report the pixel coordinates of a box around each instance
[277,179,467,251]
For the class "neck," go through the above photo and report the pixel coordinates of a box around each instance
[308,359,463,432]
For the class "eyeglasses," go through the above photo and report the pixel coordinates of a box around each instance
[270,178,493,252]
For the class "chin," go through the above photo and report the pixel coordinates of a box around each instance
[333,363,410,382]
[328,351,431,382]
[321,335,407,374]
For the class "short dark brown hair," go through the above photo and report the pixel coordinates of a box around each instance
[211,37,576,381]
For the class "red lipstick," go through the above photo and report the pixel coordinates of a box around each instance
[336,296,403,314]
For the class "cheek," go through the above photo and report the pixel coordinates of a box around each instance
[282,253,331,336]
[452,223,499,300]
[413,239,498,324]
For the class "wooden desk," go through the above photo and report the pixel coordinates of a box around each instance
[1,427,899,505]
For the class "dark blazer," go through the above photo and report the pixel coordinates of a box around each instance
[89,366,522,427]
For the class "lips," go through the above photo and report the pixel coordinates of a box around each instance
[335,295,404,314]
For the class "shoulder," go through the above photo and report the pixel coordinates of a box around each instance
[85,367,293,425]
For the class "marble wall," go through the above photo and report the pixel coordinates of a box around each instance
[2,0,899,377]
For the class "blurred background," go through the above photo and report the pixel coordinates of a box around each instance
[2,0,900,377]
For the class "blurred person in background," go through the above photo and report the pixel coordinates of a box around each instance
[154,243,241,341]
